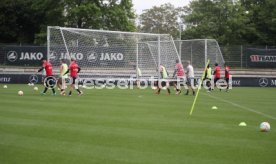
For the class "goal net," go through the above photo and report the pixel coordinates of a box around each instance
[174,39,225,69]
[47,26,180,81]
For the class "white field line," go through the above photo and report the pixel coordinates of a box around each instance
[203,93,276,120]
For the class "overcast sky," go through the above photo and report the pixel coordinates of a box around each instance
[132,0,191,15]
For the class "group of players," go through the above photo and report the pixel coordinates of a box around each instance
[37,57,229,96]
[152,59,230,96]
[37,58,83,96]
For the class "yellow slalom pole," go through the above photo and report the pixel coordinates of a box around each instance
[189,59,210,116]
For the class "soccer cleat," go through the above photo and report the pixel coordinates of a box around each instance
[78,91,83,96]
[185,92,189,95]
[52,93,56,96]
[40,92,46,96]
[192,91,195,96]
[60,91,66,96]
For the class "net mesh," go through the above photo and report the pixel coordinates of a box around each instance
[48,26,180,80]
[174,39,225,69]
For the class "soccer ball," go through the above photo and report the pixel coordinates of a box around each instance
[28,83,34,86]
[3,85,7,89]
[260,122,270,132]
[34,87,38,91]
[18,90,24,96]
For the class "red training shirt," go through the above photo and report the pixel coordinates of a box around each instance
[225,66,230,79]
[43,61,53,76]
[215,66,220,78]
[69,62,79,78]
[175,63,185,76]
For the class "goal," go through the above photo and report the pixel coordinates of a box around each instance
[47,26,180,80]
[174,39,225,68]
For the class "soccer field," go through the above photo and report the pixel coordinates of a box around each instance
[0,85,276,164]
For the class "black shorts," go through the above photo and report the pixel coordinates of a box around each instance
[72,77,77,84]
[156,79,168,87]
[225,78,229,83]
[186,77,195,86]
[214,78,220,84]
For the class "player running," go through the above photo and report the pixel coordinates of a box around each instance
[58,59,68,95]
[173,59,184,95]
[156,64,171,95]
[213,63,221,90]
[224,63,230,92]
[64,58,83,96]
[185,61,195,96]
[204,64,212,92]
[37,58,56,95]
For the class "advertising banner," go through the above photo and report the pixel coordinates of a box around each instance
[246,48,276,68]
[3,46,47,66]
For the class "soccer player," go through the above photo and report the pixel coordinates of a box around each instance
[156,64,171,95]
[37,58,56,95]
[173,59,184,95]
[57,59,68,95]
[185,61,195,96]
[136,66,142,89]
[204,64,212,92]
[213,63,221,90]
[224,63,230,91]
[64,58,83,96]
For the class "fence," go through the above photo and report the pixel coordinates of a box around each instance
[221,45,276,69]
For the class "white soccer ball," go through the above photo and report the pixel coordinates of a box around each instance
[3,85,7,89]
[18,90,24,96]
[260,122,270,132]
[34,87,38,91]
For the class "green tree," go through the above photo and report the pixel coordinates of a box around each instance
[138,3,184,38]
[0,0,64,44]
[182,0,252,45]
[240,0,276,45]
[182,0,276,45]
[64,0,135,31]
[33,0,65,44]
[64,0,102,28]
[103,0,136,31]
[0,0,136,44]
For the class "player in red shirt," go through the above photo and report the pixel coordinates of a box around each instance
[64,58,82,96]
[173,59,184,95]
[213,63,220,89]
[224,63,230,91]
[38,58,56,95]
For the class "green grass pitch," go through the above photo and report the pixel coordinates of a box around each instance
[0,84,276,164]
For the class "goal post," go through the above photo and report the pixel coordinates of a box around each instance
[47,26,180,80]
[174,39,225,68]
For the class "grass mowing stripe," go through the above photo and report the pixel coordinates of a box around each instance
[1,85,276,163]
[204,93,276,120]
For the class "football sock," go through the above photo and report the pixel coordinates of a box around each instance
[43,88,48,93]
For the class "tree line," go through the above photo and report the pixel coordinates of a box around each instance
[0,0,275,46]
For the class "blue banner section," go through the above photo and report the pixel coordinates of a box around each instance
[49,46,126,67]
[0,74,43,84]
[2,46,47,66]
